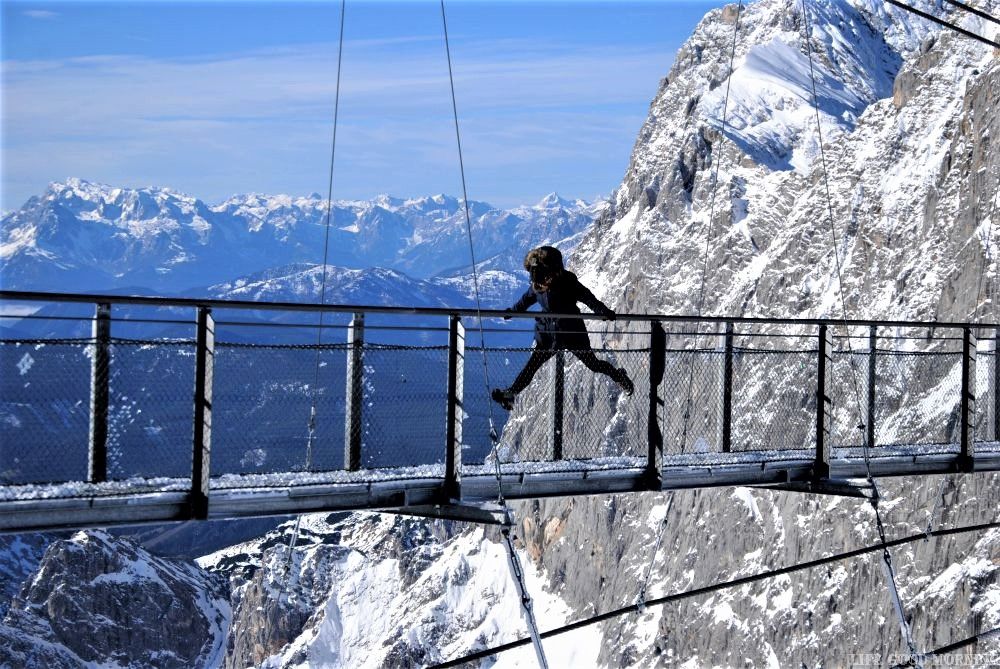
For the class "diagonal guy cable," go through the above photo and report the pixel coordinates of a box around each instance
[439,2,548,667]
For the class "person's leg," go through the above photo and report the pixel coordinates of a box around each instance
[509,348,556,394]
[493,348,556,410]
[572,349,635,395]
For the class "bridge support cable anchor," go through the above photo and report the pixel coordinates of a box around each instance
[88,302,111,483]
[763,478,875,499]
[381,502,508,526]
[190,307,215,520]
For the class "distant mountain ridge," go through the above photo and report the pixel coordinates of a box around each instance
[0,178,604,297]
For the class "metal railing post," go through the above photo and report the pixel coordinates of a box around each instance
[647,321,666,488]
[344,313,365,472]
[722,322,734,453]
[815,324,832,480]
[958,327,976,472]
[867,325,877,449]
[191,307,214,519]
[994,328,999,443]
[550,351,565,460]
[445,315,465,499]
[88,302,111,483]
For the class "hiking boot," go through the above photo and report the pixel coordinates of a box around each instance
[491,387,516,411]
[614,368,635,396]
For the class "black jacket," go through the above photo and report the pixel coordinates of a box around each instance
[510,271,614,349]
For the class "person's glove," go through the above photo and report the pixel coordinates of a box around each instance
[503,308,513,321]
[602,309,617,322]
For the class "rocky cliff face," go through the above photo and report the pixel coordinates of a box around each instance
[0,530,230,668]
[517,0,1000,665]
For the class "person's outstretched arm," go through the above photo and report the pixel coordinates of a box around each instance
[510,288,538,313]
[573,276,615,319]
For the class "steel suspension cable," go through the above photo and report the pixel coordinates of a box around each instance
[890,626,1000,668]
[678,0,744,453]
[439,3,548,667]
[799,0,921,662]
[650,0,743,614]
[883,0,1000,48]
[942,0,1000,24]
[430,520,1000,667]
[283,0,347,583]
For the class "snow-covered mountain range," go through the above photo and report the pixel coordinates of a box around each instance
[0,179,603,300]
[2,0,1000,666]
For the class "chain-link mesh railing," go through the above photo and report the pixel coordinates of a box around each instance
[661,349,724,457]
[830,348,869,449]
[975,350,999,451]
[1,301,996,505]
[462,346,649,475]
[357,344,448,471]
[732,348,817,454]
[105,340,195,480]
[0,339,93,485]
[212,342,348,481]
[873,350,962,454]
[211,341,450,489]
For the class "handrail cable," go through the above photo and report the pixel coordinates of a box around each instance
[429,520,1000,668]
[283,0,347,586]
[649,0,743,613]
[883,0,1000,48]
[7,290,1000,329]
[800,0,921,662]
[439,2,548,667]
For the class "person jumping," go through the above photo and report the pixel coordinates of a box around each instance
[491,245,634,410]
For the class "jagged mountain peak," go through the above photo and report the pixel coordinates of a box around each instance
[535,192,576,209]
[2,182,603,292]
[2,529,230,669]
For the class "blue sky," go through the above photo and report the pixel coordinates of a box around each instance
[2,1,724,209]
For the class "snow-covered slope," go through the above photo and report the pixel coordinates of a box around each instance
[195,513,599,668]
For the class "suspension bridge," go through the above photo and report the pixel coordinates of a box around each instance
[2,0,999,665]
[2,289,998,534]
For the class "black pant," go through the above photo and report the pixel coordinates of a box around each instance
[509,348,619,394]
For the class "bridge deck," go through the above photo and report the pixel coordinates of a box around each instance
[2,290,999,533]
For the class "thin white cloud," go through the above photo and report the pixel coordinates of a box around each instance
[2,35,680,207]
[22,9,58,20]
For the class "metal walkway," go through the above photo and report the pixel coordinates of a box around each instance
[2,290,999,533]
